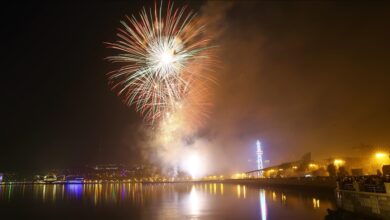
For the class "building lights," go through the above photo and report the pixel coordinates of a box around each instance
[232,173,247,179]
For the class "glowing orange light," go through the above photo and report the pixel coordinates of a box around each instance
[333,159,345,167]
[376,152,387,158]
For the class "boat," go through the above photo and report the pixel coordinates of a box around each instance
[65,175,84,184]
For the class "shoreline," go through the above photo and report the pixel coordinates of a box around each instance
[0,176,337,191]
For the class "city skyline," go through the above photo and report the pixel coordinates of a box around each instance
[2,1,390,175]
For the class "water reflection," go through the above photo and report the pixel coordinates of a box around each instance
[259,189,267,220]
[0,183,335,219]
[66,184,82,199]
[313,198,320,208]
[188,186,201,217]
[281,193,287,205]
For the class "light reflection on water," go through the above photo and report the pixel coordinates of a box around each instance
[0,183,335,219]
[260,189,267,220]
[188,185,201,217]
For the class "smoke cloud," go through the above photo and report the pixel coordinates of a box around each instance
[133,1,390,176]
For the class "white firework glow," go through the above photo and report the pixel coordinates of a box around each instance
[106,2,213,123]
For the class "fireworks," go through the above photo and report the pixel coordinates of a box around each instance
[106,1,216,179]
[106,1,214,124]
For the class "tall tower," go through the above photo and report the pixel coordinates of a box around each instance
[256,140,263,177]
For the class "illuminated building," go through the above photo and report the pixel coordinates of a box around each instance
[91,164,127,180]
[93,164,123,171]
[256,140,264,177]
[0,173,2,183]
[43,174,57,183]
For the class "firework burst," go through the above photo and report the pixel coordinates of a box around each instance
[106,1,214,124]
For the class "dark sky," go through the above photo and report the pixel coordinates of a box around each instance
[1,1,390,173]
[1,1,160,171]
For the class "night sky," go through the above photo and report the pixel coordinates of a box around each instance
[1,1,390,173]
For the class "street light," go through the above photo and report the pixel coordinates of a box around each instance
[375,152,387,159]
[375,152,388,164]
[374,152,389,174]
[333,159,345,167]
